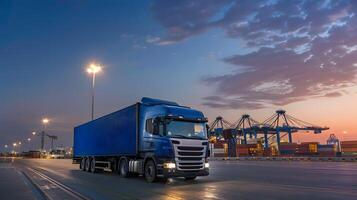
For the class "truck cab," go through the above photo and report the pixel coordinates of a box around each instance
[140,98,210,181]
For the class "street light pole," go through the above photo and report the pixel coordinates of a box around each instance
[91,72,96,121]
[41,118,49,151]
[87,63,102,120]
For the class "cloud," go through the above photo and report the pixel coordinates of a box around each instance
[203,96,265,110]
[324,91,343,98]
[146,36,161,44]
[151,0,232,44]
[145,35,177,45]
[152,0,357,109]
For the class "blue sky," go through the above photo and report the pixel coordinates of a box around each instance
[1,0,357,151]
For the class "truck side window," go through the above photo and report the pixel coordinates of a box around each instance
[146,118,153,133]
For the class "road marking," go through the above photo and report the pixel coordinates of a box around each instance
[20,170,50,200]
[27,167,91,200]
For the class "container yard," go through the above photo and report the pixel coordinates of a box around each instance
[208,110,357,158]
[211,140,357,158]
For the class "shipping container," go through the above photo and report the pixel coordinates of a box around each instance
[341,148,357,152]
[74,105,138,157]
[340,141,357,145]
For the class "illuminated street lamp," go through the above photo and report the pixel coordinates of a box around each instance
[42,118,50,131]
[87,62,102,120]
[18,141,21,145]
[32,131,36,135]
[27,138,31,142]
[42,118,49,125]
[4,145,8,148]
[13,143,17,147]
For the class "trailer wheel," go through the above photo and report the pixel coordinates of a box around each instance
[90,157,97,173]
[119,158,129,178]
[80,158,86,171]
[85,157,91,172]
[144,160,157,183]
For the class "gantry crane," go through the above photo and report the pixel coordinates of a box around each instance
[231,114,261,144]
[208,116,233,138]
[39,131,58,151]
[261,110,329,149]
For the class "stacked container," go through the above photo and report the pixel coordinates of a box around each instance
[279,143,297,156]
[212,141,227,157]
[296,142,319,156]
[236,144,251,156]
[236,144,263,156]
[263,146,278,156]
[341,141,357,156]
[318,144,336,157]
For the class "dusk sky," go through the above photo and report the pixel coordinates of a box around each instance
[1,0,357,152]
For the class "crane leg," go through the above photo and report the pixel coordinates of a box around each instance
[288,130,292,143]
[243,132,247,144]
[264,132,268,149]
[276,131,281,150]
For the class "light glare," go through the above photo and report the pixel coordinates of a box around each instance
[163,162,176,169]
[87,63,102,74]
[42,118,49,124]
[205,162,210,168]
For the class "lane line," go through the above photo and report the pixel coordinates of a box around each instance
[20,170,51,200]
[36,166,184,200]
[28,167,91,200]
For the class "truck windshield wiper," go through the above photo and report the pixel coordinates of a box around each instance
[189,135,205,139]
[170,135,205,139]
[170,135,190,139]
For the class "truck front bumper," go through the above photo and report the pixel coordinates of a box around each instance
[162,168,209,178]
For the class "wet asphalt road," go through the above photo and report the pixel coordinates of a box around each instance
[2,158,357,200]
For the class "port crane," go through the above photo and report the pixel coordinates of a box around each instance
[208,116,233,141]
[208,110,329,151]
[261,110,329,149]
[230,114,261,144]
[327,134,340,152]
[39,131,58,150]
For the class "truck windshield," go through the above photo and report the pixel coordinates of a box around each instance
[165,120,207,139]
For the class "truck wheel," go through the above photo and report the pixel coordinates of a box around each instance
[144,160,157,183]
[90,157,96,173]
[185,176,197,180]
[80,158,86,171]
[85,157,91,172]
[119,159,129,178]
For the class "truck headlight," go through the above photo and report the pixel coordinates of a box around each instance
[163,162,176,169]
[204,162,209,168]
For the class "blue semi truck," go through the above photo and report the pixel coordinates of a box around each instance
[73,97,209,182]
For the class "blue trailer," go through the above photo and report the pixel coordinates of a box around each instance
[73,97,209,182]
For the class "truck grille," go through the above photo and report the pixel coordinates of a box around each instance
[172,140,206,171]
